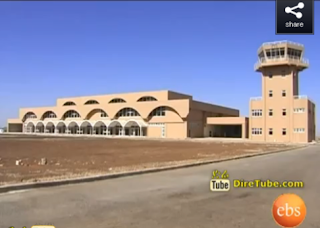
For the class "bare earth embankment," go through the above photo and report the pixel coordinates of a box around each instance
[0,135,298,185]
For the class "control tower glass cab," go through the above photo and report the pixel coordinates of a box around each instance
[250,41,316,143]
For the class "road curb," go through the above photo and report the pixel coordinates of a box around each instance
[0,145,309,194]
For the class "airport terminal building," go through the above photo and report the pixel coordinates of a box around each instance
[7,90,243,139]
[7,41,316,143]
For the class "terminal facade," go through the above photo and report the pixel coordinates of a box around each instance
[7,41,316,143]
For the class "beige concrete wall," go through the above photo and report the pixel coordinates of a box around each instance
[147,126,163,138]
[86,109,109,121]
[148,108,184,123]
[56,90,171,106]
[188,121,204,138]
[18,99,191,121]
[250,99,263,109]
[250,134,265,142]
[166,122,187,138]
[187,109,205,138]
[188,109,203,121]
[7,118,22,124]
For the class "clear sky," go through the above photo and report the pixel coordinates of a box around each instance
[0,1,319,133]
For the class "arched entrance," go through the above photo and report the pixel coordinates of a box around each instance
[108,120,123,136]
[35,122,45,133]
[45,122,55,133]
[25,122,35,133]
[56,122,67,134]
[123,120,142,136]
[80,121,93,134]
[93,121,107,135]
[68,122,79,134]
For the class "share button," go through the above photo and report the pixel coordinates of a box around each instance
[276,0,314,34]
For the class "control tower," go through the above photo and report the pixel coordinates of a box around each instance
[249,41,316,143]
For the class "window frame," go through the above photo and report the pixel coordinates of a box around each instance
[282,128,287,135]
[282,109,287,116]
[269,109,273,116]
[282,90,286,97]
[251,128,263,135]
[251,109,263,117]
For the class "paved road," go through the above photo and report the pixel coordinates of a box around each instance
[1,145,319,228]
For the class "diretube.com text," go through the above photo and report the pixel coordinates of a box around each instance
[233,179,304,188]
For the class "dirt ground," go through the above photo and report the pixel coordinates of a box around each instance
[0,135,297,185]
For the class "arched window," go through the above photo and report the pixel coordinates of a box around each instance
[42,111,57,119]
[109,98,126,103]
[63,101,76,106]
[22,112,37,121]
[137,96,157,102]
[100,110,108,117]
[85,109,108,120]
[149,107,166,116]
[63,110,81,118]
[116,108,140,117]
[84,100,99,105]
[26,112,37,119]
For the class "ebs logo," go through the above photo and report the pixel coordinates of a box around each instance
[272,193,306,227]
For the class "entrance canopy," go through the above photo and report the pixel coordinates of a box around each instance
[206,117,248,139]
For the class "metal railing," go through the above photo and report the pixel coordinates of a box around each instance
[254,56,309,69]
[250,97,262,101]
[294,95,308,99]
[293,95,314,103]
[261,40,304,47]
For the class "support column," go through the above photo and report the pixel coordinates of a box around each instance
[241,123,246,139]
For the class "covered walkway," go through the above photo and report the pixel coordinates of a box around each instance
[205,117,249,138]
[22,119,149,137]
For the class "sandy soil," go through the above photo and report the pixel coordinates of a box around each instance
[0,135,296,185]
